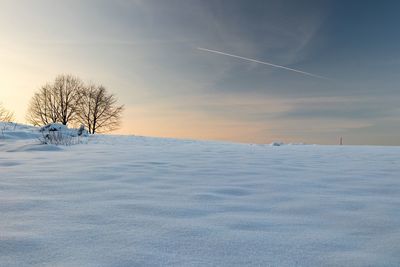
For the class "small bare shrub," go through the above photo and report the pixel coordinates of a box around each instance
[0,104,14,122]
[0,122,17,139]
[39,131,87,146]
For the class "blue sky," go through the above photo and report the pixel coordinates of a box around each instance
[1,0,399,144]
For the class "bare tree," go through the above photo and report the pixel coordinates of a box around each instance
[27,74,83,126]
[26,84,59,126]
[0,104,14,122]
[76,84,124,134]
[53,74,83,125]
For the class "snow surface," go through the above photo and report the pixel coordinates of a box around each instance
[1,123,400,266]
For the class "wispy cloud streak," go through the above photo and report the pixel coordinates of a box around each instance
[197,47,328,80]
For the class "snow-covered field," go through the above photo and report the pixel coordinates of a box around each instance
[1,123,400,266]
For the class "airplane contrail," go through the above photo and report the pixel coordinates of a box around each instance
[197,47,328,80]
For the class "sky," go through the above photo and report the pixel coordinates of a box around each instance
[1,0,400,145]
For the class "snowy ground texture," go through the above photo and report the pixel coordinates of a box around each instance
[1,123,400,266]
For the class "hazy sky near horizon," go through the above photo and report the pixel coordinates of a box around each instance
[1,0,400,145]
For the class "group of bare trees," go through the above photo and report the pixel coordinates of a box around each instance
[27,74,124,134]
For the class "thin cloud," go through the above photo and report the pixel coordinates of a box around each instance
[197,47,329,80]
